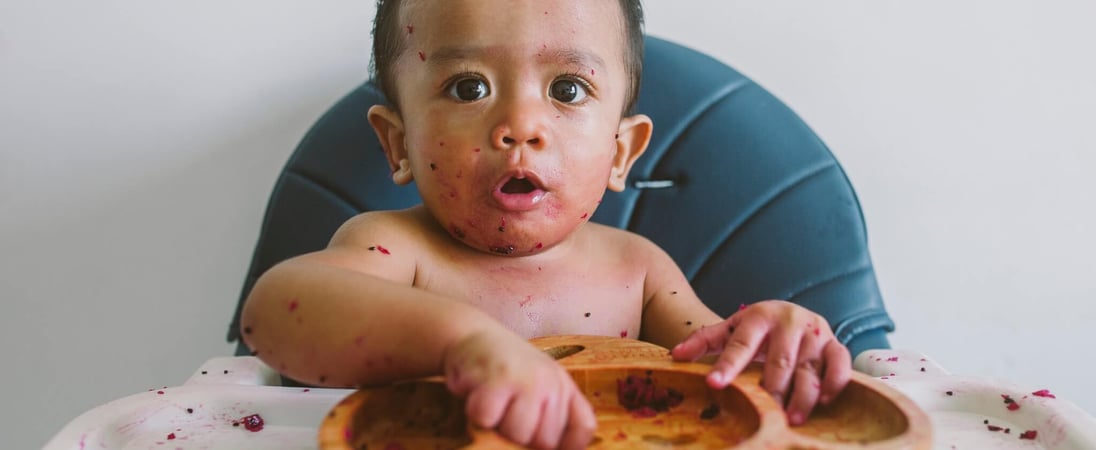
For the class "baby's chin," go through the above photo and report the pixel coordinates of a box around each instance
[444,223,577,257]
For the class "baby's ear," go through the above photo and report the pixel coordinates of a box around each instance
[608,114,653,192]
[367,105,414,185]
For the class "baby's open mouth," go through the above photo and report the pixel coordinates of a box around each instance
[501,177,537,194]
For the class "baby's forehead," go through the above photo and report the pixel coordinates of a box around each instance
[397,0,627,57]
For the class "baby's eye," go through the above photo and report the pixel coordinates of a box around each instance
[447,78,490,102]
[549,78,589,104]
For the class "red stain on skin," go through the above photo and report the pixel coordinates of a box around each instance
[240,414,265,432]
[498,216,506,232]
[450,225,466,240]
[1032,389,1056,398]
[620,329,628,338]
[739,303,748,311]
[814,327,821,336]
[887,356,898,362]
[473,147,480,152]
[528,242,543,252]
[418,51,425,61]
[288,299,299,312]
[591,69,595,76]
[406,24,413,34]
[1019,430,1037,440]
[376,245,391,255]
[580,212,588,219]
[166,433,176,440]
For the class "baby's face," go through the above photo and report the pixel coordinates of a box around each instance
[382,0,642,255]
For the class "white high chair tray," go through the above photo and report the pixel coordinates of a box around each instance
[44,351,1096,450]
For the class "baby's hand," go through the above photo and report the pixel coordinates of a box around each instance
[443,330,596,449]
[670,300,851,425]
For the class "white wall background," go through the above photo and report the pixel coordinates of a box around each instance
[2,1,1093,448]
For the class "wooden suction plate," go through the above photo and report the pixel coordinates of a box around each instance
[319,335,932,449]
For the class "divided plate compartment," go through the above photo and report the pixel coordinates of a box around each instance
[319,336,932,449]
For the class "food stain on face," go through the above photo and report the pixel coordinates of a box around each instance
[450,224,466,240]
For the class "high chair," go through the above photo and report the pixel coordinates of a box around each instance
[226,36,896,359]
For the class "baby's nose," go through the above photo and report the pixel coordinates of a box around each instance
[493,127,541,148]
[491,104,548,150]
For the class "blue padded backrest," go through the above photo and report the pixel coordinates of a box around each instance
[227,36,895,357]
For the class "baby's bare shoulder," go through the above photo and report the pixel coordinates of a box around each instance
[583,223,671,262]
[329,207,433,251]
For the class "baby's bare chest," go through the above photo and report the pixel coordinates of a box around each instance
[417,261,647,339]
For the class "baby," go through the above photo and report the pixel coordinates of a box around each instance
[240,0,851,448]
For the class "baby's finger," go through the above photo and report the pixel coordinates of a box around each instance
[760,327,803,405]
[784,359,822,426]
[464,385,511,429]
[498,394,541,447]
[708,320,768,389]
[529,390,566,450]
[670,319,737,362]
[819,340,852,405]
[559,391,597,450]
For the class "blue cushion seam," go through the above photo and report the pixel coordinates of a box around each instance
[786,264,873,305]
[688,161,837,280]
[833,312,896,345]
[285,169,367,213]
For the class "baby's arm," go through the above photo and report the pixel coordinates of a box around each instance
[239,211,594,448]
[240,212,486,386]
[637,238,851,425]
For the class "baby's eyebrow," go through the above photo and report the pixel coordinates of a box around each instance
[544,48,607,72]
[426,45,606,71]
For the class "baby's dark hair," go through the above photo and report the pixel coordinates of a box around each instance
[370,0,645,114]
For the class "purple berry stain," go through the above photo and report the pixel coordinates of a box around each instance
[240,414,265,432]
[450,224,466,240]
